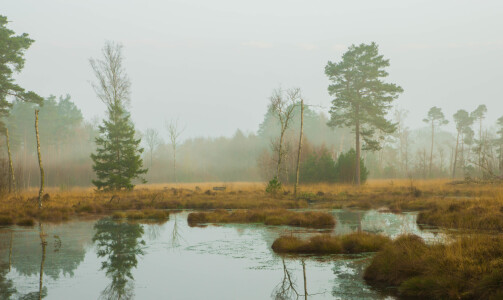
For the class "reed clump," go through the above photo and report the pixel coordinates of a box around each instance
[187,209,335,229]
[364,234,503,299]
[271,232,391,254]
[417,200,503,231]
[16,218,35,226]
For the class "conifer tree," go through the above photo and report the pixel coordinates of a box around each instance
[325,42,402,185]
[90,42,147,191]
[423,106,448,177]
[452,109,473,178]
[0,15,43,132]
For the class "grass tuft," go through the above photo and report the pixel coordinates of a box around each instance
[16,218,35,226]
[364,234,503,299]
[271,232,391,254]
[187,209,335,229]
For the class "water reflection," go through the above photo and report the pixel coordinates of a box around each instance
[332,209,445,242]
[93,219,145,300]
[0,262,15,299]
[272,258,302,299]
[0,210,442,299]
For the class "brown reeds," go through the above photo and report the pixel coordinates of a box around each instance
[271,232,391,254]
[364,234,503,299]
[187,209,335,229]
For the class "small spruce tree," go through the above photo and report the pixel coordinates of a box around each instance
[90,42,147,191]
[91,105,147,190]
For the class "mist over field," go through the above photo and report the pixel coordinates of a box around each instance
[2,1,503,188]
[3,0,503,137]
[2,2,503,300]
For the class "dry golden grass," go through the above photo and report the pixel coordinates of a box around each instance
[364,234,503,299]
[0,182,305,223]
[1,179,503,230]
[271,232,391,254]
[187,209,335,228]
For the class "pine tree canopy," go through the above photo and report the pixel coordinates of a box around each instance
[325,42,402,151]
[453,109,473,133]
[0,15,43,132]
[423,106,448,126]
[91,105,147,191]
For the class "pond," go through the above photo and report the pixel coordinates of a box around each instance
[0,210,444,299]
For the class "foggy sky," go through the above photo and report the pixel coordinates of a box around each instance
[4,0,503,139]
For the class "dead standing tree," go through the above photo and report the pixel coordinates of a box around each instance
[35,110,44,208]
[269,87,299,180]
[165,119,185,183]
[294,98,304,197]
[4,128,15,193]
[144,128,161,167]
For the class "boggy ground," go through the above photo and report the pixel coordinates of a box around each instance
[187,209,335,228]
[271,232,391,254]
[1,179,502,231]
[364,234,503,300]
[1,179,502,299]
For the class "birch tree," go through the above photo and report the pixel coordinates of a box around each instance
[165,119,185,182]
[269,87,299,179]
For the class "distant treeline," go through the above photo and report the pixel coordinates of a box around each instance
[1,94,502,188]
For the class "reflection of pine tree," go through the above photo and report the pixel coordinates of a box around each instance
[93,219,145,300]
[0,263,16,299]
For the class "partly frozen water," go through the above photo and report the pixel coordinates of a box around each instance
[0,210,443,299]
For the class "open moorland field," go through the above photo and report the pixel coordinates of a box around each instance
[1,179,503,230]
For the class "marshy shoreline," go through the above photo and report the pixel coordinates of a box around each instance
[1,179,503,299]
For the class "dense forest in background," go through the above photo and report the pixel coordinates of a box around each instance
[1,93,502,188]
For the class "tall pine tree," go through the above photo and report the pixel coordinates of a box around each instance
[90,42,146,191]
[325,42,402,185]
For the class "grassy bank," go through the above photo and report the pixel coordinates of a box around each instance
[0,183,306,223]
[1,180,502,230]
[364,234,503,299]
[187,209,335,228]
[416,199,503,231]
[271,232,391,254]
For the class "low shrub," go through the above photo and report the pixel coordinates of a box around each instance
[266,177,282,195]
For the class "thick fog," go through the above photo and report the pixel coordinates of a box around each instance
[4,0,503,138]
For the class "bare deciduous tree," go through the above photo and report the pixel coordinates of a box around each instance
[144,128,161,167]
[269,87,300,179]
[35,110,44,208]
[4,128,15,193]
[89,41,131,111]
[294,99,304,197]
[165,119,185,182]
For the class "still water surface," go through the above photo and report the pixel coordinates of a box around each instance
[0,210,444,299]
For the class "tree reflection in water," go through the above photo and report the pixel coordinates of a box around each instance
[16,223,49,300]
[93,219,145,300]
[0,262,16,299]
[170,214,184,249]
[272,258,309,300]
